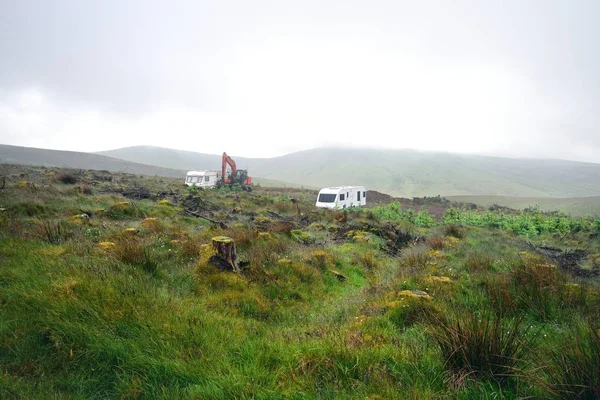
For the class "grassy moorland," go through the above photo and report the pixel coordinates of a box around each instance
[0,165,599,399]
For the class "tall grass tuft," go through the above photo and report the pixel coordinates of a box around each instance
[35,219,71,244]
[443,224,465,239]
[428,305,534,386]
[465,251,495,272]
[114,239,159,274]
[426,236,446,250]
[356,250,379,270]
[546,322,600,399]
[511,254,563,320]
[398,246,432,276]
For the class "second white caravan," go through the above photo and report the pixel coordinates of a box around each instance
[315,186,366,209]
[184,170,222,188]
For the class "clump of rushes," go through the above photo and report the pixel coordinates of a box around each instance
[546,322,600,399]
[398,246,432,275]
[35,219,72,244]
[426,236,446,250]
[428,305,535,387]
[442,224,465,239]
[113,238,159,274]
[306,249,333,270]
[511,253,563,321]
[465,251,495,272]
[356,250,379,270]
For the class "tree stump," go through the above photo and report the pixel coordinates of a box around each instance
[211,236,240,272]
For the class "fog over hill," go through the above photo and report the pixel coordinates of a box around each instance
[98,146,600,198]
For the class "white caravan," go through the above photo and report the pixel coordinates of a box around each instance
[315,186,367,209]
[185,170,222,188]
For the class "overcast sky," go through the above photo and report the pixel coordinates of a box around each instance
[1,0,599,161]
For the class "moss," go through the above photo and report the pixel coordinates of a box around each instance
[37,246,67,257]
[277,258,293,267]
[291,229,315,244]
[424,276,451,284]
[98,241,116,250]
[257,232,272,240]
[396,289,431,300]
[122,227,139,236]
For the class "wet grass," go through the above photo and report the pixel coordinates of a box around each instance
[0,166,599,398]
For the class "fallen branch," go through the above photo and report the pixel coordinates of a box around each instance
[330,269,348,281]
[267,211,292,221]
[184,209,228,229]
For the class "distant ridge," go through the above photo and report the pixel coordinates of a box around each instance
[0,144,186,178]
[98,146,600,198]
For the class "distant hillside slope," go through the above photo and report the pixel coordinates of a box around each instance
[99,146,600,198]
[97,146,242,172]
[447,195,600,217]
[0,144,186,178]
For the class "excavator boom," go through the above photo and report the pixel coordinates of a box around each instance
[221,152,252,189]
[222,152,237,183]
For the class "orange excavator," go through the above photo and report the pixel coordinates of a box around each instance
[221,152,253,191]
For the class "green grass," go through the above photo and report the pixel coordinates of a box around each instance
[1,166,599,398]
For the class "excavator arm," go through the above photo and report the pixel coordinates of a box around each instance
[221,152,237,183]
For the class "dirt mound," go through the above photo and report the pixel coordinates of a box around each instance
[528,242,599,278]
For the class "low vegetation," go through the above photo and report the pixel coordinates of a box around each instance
[0,165,599,398]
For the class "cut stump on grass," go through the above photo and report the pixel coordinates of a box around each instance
[330,269,348,281]
[210,236,240,272]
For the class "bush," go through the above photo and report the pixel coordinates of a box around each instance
[56,173,78,184]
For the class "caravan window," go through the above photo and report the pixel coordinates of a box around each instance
[340,194,345,201]
[318,193,336,203]
[205,176,210,182]
[363,191,366,197]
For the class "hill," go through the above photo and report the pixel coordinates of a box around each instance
[98,146,600,198]
[97,146,235,171]
[0,144,186,178]
[447,195,600,217]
